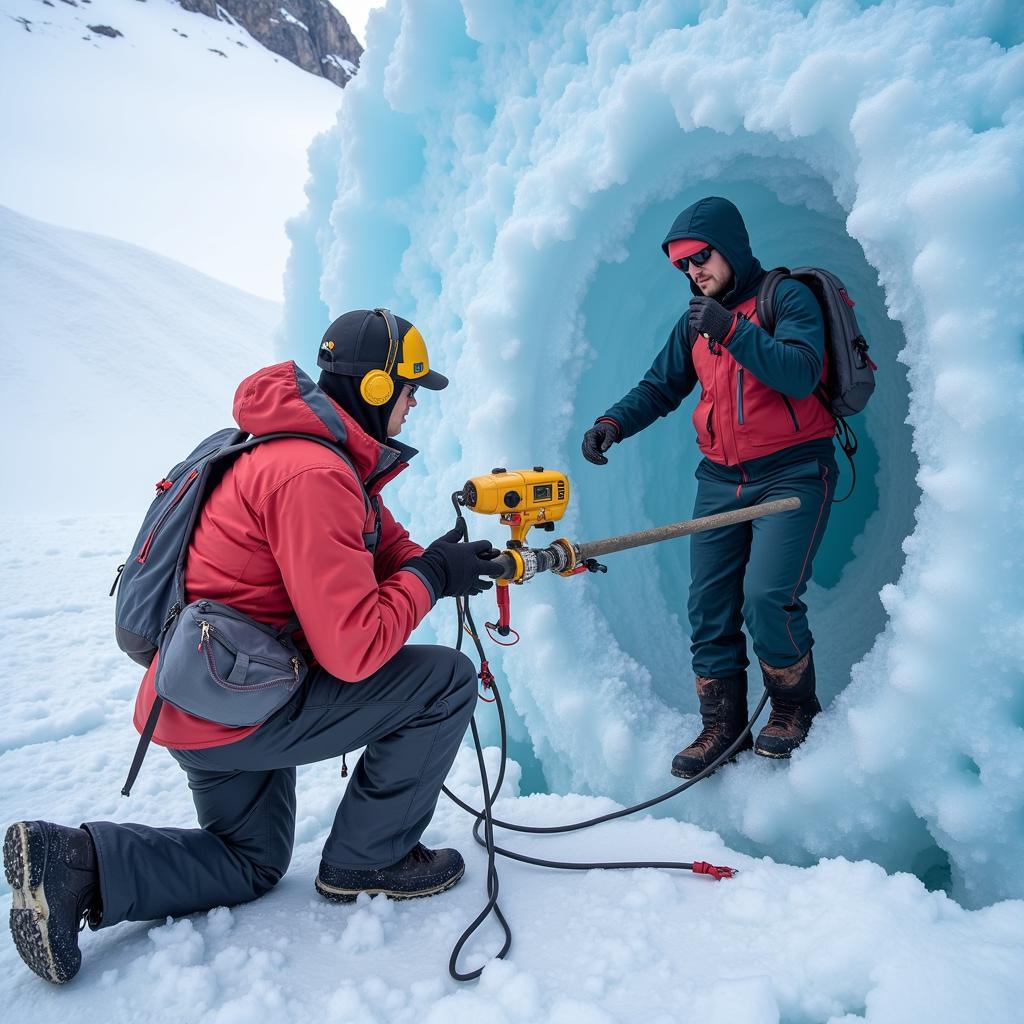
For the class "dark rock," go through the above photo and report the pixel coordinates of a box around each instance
[88,24,122,38]
[208,48,226,58]
[179,0,361,88]
[16,16,32,31]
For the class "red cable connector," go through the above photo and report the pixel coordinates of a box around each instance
[478,659,496,703]
[691,861,737,880]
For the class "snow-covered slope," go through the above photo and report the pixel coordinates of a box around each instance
[0,205,277,515]
[0,0,343,298]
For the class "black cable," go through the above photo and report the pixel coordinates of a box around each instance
[442,494,760,981]
[452,684,768,840]
[446,717,512,981]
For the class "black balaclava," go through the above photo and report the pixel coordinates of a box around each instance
[317,368,400,445]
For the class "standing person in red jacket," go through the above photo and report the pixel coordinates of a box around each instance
[582,197,838,780]
[5,309,502,985]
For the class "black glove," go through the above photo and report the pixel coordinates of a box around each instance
[406,527,503,599]
[688,296,735,352]
[582,420,620,465]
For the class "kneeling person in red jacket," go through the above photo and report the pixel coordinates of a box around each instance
[5,309,501,985]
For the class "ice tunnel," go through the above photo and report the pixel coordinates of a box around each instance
[282,0,1024,907]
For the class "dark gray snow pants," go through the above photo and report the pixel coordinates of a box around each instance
[688,439,838,678]
[84,644,477,927]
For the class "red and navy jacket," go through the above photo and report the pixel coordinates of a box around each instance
[133,361,434,750]
[599,197,835,465]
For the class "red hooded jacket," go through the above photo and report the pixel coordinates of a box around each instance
[133,361,434,749]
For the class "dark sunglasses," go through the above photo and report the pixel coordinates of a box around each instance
[402,383,419,398]
[673,246,713,273]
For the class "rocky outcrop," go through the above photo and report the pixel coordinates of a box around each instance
[180,1,362,88]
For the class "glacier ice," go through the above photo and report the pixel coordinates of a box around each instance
[282,0,1024,906]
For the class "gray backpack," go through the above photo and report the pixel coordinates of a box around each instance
[113,427,373,795]
[756,266,877,417]
[756,267,878,501]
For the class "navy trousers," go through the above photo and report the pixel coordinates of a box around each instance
[85,645,477,927]
[688,440,837,678]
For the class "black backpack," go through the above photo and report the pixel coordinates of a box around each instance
[756,267,878,501]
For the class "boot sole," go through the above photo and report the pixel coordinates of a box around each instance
[314,864,465,904]
[4,822,76,985]
[753,745,793,759]
[671,739,754,779]
[671,754,738,780]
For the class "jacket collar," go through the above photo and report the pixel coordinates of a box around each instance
[232,361,418,487]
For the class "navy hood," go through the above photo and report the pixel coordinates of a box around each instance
[662,196,764,306]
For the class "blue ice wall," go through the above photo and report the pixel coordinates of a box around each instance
[282,0,1024,907]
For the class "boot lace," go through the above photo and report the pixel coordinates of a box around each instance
[407,843,435,864]
[687,727,721,756]
[764,698,805,734]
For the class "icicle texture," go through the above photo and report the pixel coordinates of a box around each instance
[282,0,1024,906]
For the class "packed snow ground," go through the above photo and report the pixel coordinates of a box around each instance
[2,515,1023,1023]
[0,0,344,298]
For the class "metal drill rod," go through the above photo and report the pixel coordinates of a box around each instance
[575,496,801,560]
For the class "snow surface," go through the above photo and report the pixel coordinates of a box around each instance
[0,0,344,298]
[2,514,1023,1022]
[285,0,1024,909]
[3,0,1024,1019]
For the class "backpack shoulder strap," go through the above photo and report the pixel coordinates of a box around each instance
[237,432,368,509]
[169,431,370,613]
[755,267,791,335]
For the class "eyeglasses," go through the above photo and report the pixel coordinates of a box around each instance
[673,246,713,273]
[402,383,419,399]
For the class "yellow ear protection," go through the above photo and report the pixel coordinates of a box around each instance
[359,308,401,407]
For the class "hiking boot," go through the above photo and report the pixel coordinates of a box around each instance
[755,651,821,758]
[315,843,465,903]
[671,672,753,779]
[4,821,101,984]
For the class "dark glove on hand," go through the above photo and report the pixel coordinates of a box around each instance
[406,529,503,599]
[688,296,736,352]
[582,420,620,465]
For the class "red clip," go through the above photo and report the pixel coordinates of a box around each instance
[478,659,496,702]
[839,288,855,308]
[155,478,174,493]
[691,861,736,881]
